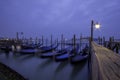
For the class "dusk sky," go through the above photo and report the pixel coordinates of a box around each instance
[0,0,120,39]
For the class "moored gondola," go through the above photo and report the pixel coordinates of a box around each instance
[39,44,58,53]
[0,46,12,53]
[71,44,89,64]
[12,43,42,54]
[40,46,71,58]
[55,45,79,61]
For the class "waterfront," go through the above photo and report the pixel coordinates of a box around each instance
[0,51,89,80]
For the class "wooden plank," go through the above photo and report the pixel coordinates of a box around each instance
[91,42,120,80]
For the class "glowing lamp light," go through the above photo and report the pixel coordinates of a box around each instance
[91,20,101,41]
[95,23,100,29]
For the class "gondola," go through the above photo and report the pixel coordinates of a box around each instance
[39,44,58,53]
[55,45,79,61]
[40,46,71,58]
[71,45,89,64]
[0,46,12,52]
[18,49,39,54]
[21,43,42,49]
[70,53,88,64]
[13,43,42,54]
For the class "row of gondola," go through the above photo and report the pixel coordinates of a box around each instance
[0,42,89,64]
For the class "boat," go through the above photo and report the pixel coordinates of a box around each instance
[39,44,58,53]
[70,53,88,64]
[21,43,42,49]
[55,45,79,61]
[0,46,12,52]
[0,39,13,52]
[18,49,39,54]
[71,44,89,64]
[13,43,42,54]
[40,46,71,58]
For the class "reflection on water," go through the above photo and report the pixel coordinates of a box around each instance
[0,51,89,80]
[55,61,68,74]
[38,59,53,69]
[70,60,88,80]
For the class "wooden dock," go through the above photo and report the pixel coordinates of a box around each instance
[91,42,120,80]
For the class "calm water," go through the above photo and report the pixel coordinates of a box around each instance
[0,50,89,80]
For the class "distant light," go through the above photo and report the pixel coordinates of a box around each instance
[16,45,21,51]
[12,45,15,51]
[95,23,100,29]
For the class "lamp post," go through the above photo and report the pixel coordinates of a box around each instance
[89,20,100,80]
[91,20,94,42]
[91,20,100,42]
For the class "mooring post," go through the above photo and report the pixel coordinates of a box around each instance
[63,37,65,49]
[35,37,38,45]
[16,32,19,40]
[73,34,76,55]
[61,34,63,50]
[100,37,102,45]
[98,36,100,44]
[56,38,58,50]
[103,36,105,47]
[108,37,112,49]
[116,44,119,53]
[57,38,58,45]
[42,35,44,45]
[38,38,41,45]
[80,34,82,54]
[112,36,114,42]
[51,35,53,47]
[46,38,48,46]
[30,37,32,44]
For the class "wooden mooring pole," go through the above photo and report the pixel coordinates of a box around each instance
[61,34,63,50]
[80,34,82,53]
[42,35,44,45]
[51,35,53,47]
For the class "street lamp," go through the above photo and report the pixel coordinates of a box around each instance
[89,20,101,80]
[91,20,100,41]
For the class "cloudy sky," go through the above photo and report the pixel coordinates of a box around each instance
[0,0,120,39]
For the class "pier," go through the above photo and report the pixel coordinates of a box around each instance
[91,42,120,80]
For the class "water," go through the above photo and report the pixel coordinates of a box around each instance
[0,51,89,80]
